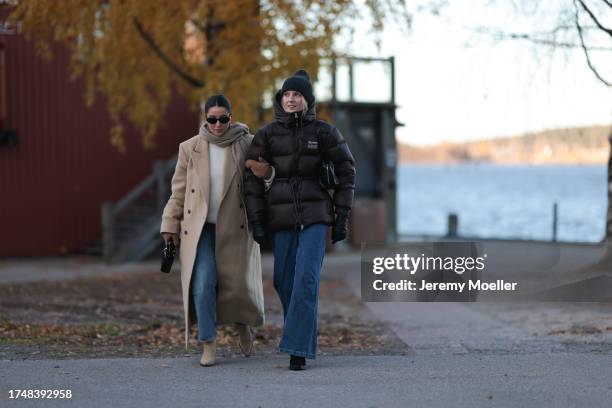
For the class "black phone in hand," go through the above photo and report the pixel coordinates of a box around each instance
[160,240,176,273]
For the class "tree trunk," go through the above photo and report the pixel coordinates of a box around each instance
[582,129,612,273]
[607,131,612,240]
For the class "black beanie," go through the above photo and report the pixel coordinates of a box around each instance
[281,69,315,107]
[204,94,232,114]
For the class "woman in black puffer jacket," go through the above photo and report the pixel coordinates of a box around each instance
[244,69,355,370]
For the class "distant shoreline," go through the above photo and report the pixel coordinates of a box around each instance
[398,124,610,165]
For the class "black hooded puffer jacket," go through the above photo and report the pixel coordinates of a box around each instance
[243,90,356,232]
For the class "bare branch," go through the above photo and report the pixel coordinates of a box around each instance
[133,18,204,88]
[538,24,601,34]
[598,0,612,10]
[472,27,612,51]
[577,0,612,37]
[573,0,612,86]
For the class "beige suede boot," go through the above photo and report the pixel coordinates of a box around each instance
[200,340,216,367]
[235,323,253,357]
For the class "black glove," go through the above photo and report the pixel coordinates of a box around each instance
[252,223,267,246]
[331,213,349,244]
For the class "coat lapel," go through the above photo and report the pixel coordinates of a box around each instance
[219,146,237,209]
[191,136,210,204]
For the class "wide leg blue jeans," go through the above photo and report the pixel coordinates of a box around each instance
[191,223,217,342]
[272,223,327,359]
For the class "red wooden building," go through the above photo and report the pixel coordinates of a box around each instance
[0,8,199,256]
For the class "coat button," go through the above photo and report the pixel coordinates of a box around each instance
[191,189,195,193]
[184,230,188,235]
[187,210,191,214]
[240,225,244,229]
[239,204,243,209]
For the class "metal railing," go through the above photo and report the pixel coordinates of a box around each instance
[101,155,177,262]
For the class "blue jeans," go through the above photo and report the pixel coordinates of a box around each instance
[191,223,217,342]
[272,223,327,359]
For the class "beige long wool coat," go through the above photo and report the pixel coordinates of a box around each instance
[160,133,265,348]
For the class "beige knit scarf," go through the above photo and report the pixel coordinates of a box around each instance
[198,121,252,228]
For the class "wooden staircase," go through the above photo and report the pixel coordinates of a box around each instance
[82,156,177,263]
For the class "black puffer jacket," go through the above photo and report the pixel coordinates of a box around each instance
[244,90,356,232]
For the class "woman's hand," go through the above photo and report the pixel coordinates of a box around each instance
[245,157,272,179]
[162,232,179,245]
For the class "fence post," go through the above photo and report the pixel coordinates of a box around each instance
[552,202,558,242]
[102,202,115,262]
[446,213,458,238]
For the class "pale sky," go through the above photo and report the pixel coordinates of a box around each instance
[331,0,612,146]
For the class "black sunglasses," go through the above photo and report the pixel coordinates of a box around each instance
[206,115,231,124]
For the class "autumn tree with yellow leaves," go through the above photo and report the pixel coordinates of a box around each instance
[9,0,410,151]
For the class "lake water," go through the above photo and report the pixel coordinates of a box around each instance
[397,164,607,243]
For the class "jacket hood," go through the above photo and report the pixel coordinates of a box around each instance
[273,89,316,127]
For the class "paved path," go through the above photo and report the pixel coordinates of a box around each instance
[2,354,612,408]
[2,241,612,407]
[0,257,159,284]
[323,241,612,356]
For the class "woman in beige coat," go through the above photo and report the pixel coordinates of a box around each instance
[160,94,265,367]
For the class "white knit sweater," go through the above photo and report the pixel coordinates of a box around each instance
[207,143,226,224]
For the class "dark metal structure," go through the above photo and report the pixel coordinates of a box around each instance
[321,56,400,243]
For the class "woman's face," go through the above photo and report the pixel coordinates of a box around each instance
[205,106,231,136]
[281,91,305,113]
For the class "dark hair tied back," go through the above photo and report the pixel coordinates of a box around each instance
[204,94,232,114]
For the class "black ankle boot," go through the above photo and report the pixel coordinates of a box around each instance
[289,355,306,370]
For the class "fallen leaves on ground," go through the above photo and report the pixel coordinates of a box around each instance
[0,271,408,359]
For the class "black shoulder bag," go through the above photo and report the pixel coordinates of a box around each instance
[316,121,339,190]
